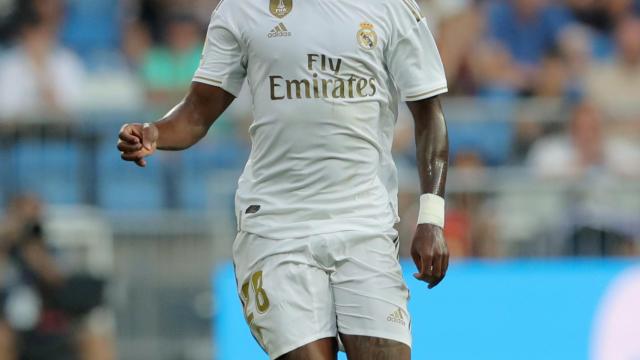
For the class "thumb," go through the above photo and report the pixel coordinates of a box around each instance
[142,123,158,150]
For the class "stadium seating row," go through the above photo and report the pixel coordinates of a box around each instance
[2,136,246,211]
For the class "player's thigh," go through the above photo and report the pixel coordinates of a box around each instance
[330,232,411,349]
[339,334,410,360]
[277,337,337,360]
[234,232,337,359]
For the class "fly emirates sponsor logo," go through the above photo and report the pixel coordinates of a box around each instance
[269,54,377,100]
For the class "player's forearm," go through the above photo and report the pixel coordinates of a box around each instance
[153,82,235,151]
[153,99,210,151]
[408,96,449,197]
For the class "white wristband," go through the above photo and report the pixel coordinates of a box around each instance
[417,194,445,228]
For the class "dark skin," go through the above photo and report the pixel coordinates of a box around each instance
[277,338,337,360]
[117,82,235,165]
[118,83,449,359]
[408,97,450,289]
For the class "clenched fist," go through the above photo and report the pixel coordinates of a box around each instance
[411,223,449,289]
[117,123,159,167]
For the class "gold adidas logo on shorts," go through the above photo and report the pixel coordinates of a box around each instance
[387,307,406,326]
[267,22,291,38]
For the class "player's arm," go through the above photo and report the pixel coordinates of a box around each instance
[407,95,449,289]
[117,82,235,167]
[119,0,245,167]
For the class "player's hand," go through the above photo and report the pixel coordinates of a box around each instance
[411,223,449,289]
[117,123,158,167]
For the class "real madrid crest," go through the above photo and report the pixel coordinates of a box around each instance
[270,0,292,18]
[357,22,378,51]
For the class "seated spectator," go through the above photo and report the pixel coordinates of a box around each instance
[585,16,640,120]
[141,14,203,106]
[0,195,112,360]
[527,102,640,178]
[0,194,68,360]
[0,16,85,120]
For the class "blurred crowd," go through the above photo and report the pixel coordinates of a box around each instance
[0,0,638,115]
[0,0,638,258]
[0,0,209,117]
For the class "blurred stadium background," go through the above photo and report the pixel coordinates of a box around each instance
[0,0,638,359]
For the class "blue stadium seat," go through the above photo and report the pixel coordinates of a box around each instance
[61,0,120,60]
[448,121,514,166]
[13,141,82,204]
[179,169,209,210]
[92,131,249,211]
[178,139,247,210]
[97,141,164,211]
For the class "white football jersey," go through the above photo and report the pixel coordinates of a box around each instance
[194,0,447,239]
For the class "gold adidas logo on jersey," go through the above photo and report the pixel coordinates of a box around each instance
[267,23,291,38]
[357,22,378,51]
[270,0,292,18]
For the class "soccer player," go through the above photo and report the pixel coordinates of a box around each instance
[117,0,449,358]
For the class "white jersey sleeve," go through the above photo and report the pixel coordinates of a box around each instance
[385,0,447,101]
[193,0,246,96]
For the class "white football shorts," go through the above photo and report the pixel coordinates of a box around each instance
[232,229,411,359]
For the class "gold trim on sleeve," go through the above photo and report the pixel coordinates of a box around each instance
[401,0,423,22]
